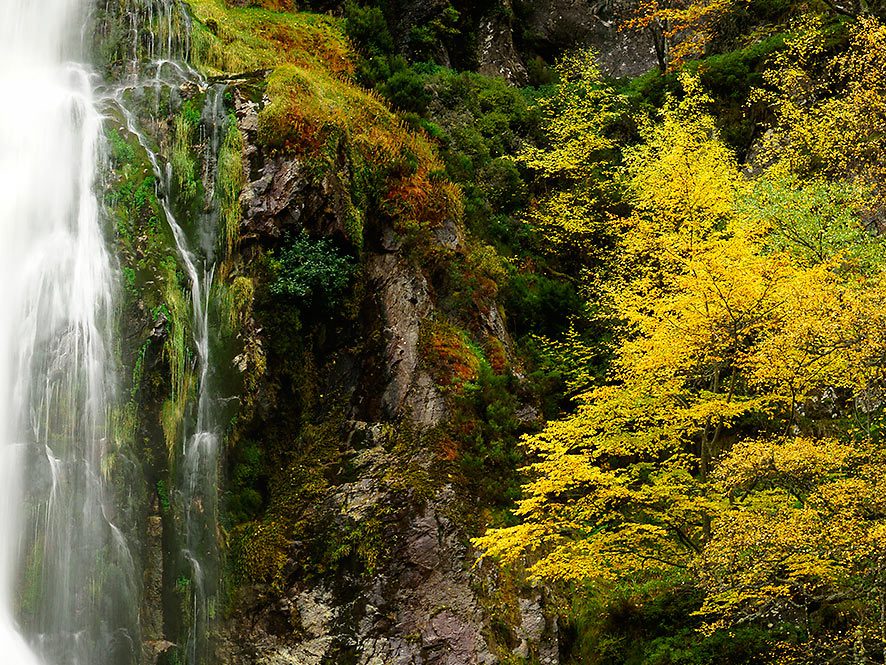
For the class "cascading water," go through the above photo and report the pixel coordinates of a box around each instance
[0,0,230,662]
[0,0,138,663]
[95,2,229,661]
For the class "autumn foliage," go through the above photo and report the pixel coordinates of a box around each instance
[476,20,886,661]
[622,0,737,70]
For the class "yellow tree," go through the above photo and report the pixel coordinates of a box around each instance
[476,72,886,657]
[476,75,754,581]
[518,50,626,257]
[622,0,737,71]
[757,15,886,199]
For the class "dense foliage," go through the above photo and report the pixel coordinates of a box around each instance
[178,0,886,662]
[472,14,886,665]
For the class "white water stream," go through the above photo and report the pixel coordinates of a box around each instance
[107,57,224,665]
[0,0,137,663]
[0,0,227,661]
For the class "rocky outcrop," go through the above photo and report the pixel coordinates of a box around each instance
[223,433,500,665]
[237,90,351,245]
[516,0,659,77]
[476,1,529,85]
[367,253,447,427]
[220,80,558,665]
[305,0,658,79]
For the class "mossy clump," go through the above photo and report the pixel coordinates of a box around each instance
[255,63,439,173]
[223,275,256,332]
[158,259,194,456]
[171,109,199,204]
[229,520,291,591]
[421,320,482,391]
[217,114,245,258]
[485,336,508,374]
[186,0,465,257]
[188,0,353,76]
[381,169,463,234]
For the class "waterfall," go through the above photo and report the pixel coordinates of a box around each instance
[0,0,231,661]
[98,2,228,662]
[0,0,138,664]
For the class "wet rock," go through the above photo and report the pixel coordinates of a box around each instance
[141,514,165,660]
[223,447,501,664]
[518,0,658,77]
[144,640,176,665]
[511,595,559,661]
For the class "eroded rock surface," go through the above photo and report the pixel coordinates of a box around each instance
[218,82,558,665]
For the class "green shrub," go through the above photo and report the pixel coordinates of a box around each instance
[381,65,431,114]
[225,440,265,524]
[561,582,774,665]
[502,271,587,338]
[478,158,528,214]
[269,232,356,308]
[344,1,394,57]
[456,365,523,509]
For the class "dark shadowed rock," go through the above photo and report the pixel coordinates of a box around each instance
[518,0,658,77]
[477,0,529,84]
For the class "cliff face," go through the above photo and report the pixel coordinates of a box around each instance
[97,0,570,661]
[99,0,637,660]
[212,80,558,664]
[514,0,660,76]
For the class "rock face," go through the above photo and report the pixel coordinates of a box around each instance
[223,440,499,665]
[477,0,529,85]
[305,0,658,80]
[515,0,659,77]
[220,85,559,664]
[391,0,454,66]
[367,253,448,427]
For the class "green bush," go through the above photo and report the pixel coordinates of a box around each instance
[456,365,523,508]
[562,582,774,665]
[478,158,528,214]
[503,271,586,338]
[381,65,431,114]
[344,1,394,57]
[269,232,356,308]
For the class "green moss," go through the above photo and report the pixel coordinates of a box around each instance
[162,262,190,399]
[420,319,483,391]
[108,401,139,476]
[157,480,171,513]
[18,537,43,621]
[223,276,255,331]
[186,0,353,77]
[254,62,428,160]
[229,520,290,591]
[217,113,245,257]
[107,127,136,164]
[104,114,205,468]
[344,197,365,248]
[159,260,194,456]
[171,112,199,204]
[324,509,391,576]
